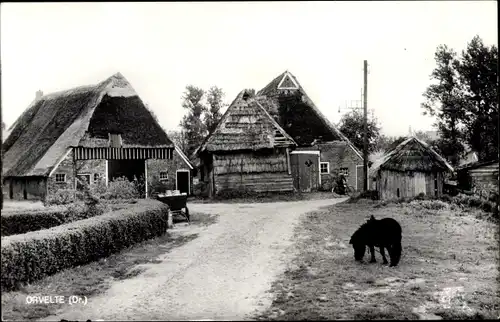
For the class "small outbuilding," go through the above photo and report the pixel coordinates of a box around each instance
[456,159,499,198]
[369,137,454,200]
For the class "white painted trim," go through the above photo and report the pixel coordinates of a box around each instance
[105,160,109,186]
[48,148,72,177]
[286,148,291,175]
[318,155,322,186]
[145,160,148,198]
[174,145,194,170]
[356,164,364,191]
[176,169,191,195]
[290,150,321,155]
[320,162,330,174]
[277,72,299,90]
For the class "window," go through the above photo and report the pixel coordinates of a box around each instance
[94,173,101,183]
[340,167,349,176]
[160,171,168,180]
[55,173,66,183]
[320,162,330,174]
[108,133,122,148]
[76,174,91,190]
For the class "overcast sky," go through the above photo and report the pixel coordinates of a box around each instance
[1,1,497,137]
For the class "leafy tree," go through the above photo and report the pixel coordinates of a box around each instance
[179,85,228,157]
[204,86,227,134]
[167,130,188,153]
[455,36,498,162]
[338,110,381,153]
[180,85,207,157]
[422,45,465,166]
[422,36,498,164]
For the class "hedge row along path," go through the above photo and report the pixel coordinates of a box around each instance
[44,197,347,321]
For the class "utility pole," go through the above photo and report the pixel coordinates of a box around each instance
[363,60,368,192]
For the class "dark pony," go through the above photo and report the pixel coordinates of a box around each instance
[349,215,402,267]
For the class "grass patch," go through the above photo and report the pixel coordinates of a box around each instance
[1,211,216,321]
[190,191,344,204]
[256,200,500,320]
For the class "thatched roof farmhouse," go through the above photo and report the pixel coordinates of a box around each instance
[194,71,365,196]
[369,136,454,199]
[257,71,364,192]
[2,73,193,200]
[196,90,297,197]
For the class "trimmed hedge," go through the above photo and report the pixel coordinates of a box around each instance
[1,200,169,291]
[1,203,108,237]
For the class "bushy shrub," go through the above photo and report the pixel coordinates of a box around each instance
[193,181,208,197]
[148,177,175,196]
[1,203,109,237]
[44,189,77,206]
[102,176,139,199]
[409,199,449,211]
[319,175,337,192]
[1,200,169,291]
[216,187,259,199]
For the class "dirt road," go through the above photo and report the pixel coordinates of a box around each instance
[45,198,346,321]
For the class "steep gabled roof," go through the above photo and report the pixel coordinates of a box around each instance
[196,90,296,153]
[369,136,454,177]
[257,71,362,159]
[2,73,173,177]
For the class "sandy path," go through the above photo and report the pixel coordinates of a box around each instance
[44,198,347,321]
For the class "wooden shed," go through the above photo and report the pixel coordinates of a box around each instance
[194,90,297,197]
[456,160,499,198]
[369,137,454,200]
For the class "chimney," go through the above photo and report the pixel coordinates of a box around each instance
[35,90,43,101]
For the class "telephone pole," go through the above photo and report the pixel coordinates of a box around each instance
[363,60,368,192]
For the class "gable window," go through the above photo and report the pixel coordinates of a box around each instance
[108,133,123,148]
[55,173,66,183]
[320,162,330,174]
[160,171,168,181]
[340,167,349,176]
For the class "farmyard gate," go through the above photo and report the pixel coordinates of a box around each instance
[290,151,320,192]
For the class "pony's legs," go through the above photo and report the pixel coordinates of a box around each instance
[380,247,389,265]
[369,245,376,263]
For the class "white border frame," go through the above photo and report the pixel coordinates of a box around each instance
[290,150,320,155]
[277,72,299,90]
[75,173,91,189]
[176,169,191,195]
[320,162,330,175]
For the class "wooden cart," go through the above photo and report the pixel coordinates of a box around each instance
[156,194,190,223]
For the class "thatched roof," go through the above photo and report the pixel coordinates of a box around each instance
[369,136,454,177]
[196,90,296,153]
[257,71,362,159]
[2,73,173,177]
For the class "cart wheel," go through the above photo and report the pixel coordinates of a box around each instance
[185,207,190,223]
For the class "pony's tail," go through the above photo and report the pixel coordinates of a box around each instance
[390,242,402,267]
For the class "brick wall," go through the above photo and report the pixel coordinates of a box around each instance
[314,142,363,190]
[47,150,76,193]
[146,150,192,196]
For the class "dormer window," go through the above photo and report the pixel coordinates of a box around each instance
[109,133,122,148]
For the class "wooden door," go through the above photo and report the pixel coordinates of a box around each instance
[290,153,319,192]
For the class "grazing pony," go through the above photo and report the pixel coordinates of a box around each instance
[349,215,402,267]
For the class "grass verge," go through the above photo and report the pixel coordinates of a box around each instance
[255,200,500,320]
[1,211,218,321]
[190,191,344,204]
